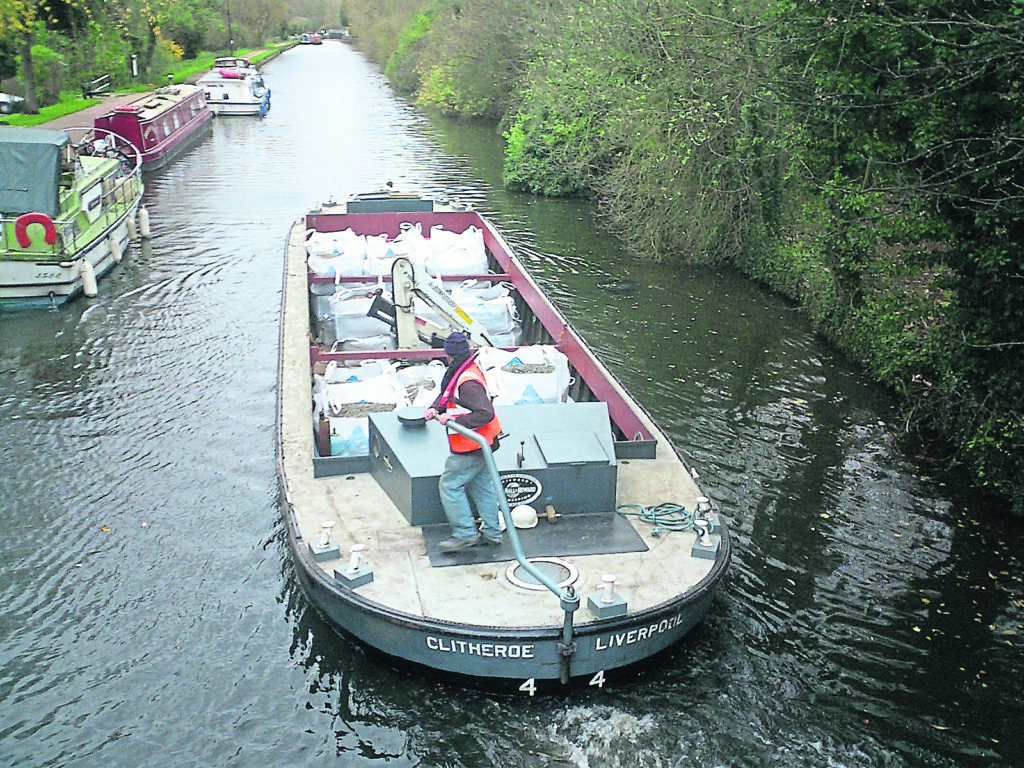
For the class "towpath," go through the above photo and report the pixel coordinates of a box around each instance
[38,46,289,131]
[40,92,147,131]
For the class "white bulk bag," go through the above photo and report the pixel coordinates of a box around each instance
[322,367,411,456]
[391,221,430,265]
[476,345,571,405]
[325,286,391,342]
[323,359,394,384]
[450,284,518,334]
[395,360,446,407]
[426,225,488,275]
[306,228,367,277]
[334,333,397,353]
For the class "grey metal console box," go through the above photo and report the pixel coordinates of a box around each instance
[368,402,618,526]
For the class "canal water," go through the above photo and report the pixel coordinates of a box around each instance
[2,43,1022,768]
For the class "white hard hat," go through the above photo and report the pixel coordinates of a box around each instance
[511,504,538,529]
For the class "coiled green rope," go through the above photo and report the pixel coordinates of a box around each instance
[616,502,696,537]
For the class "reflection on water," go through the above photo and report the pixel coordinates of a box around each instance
[1,42,1022,768]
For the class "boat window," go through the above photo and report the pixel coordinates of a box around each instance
[163,120,171,137]
[172,113,180,129]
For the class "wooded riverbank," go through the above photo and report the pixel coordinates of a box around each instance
[343,0,1024,515]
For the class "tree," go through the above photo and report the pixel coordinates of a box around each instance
[779,0,1024,509]
[0,0,40,113]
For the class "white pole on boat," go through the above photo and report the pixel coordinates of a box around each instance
[601,574,617,603]
[109,235,123,263]
[693,519,713,547]
[333,543,373,588]
[80,260,98,297]
[319,520,336,549]
[345,544,366,574]
[587,573,628,619]
[137,206,152,239]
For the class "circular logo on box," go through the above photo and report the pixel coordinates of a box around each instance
[501,473,542,505]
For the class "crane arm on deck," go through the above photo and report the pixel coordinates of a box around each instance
[371,256,495,350]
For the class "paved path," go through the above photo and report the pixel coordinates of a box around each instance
[39,91,147,131]
[39,46,290,131]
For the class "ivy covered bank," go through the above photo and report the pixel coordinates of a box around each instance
[344,0,1024,515]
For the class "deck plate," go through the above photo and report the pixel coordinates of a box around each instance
[422,511,648,566]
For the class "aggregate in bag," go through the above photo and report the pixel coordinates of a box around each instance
[450,283,519,335]
[476,345,572,405]
[312,364,410,457]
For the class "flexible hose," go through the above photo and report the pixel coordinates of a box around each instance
[616,502,696,537]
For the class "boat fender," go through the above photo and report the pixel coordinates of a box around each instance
[14,212,57,248]
[80,260,98,297]
[127,215,138,241]
[109,235,123,264]
[138,207,151,239]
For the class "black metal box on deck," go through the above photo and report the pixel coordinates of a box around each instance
[368,402,617,526]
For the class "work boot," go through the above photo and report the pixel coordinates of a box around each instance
[481,533,502,545]
[439,534,480,552]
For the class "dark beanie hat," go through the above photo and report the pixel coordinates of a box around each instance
[443,331,471,357]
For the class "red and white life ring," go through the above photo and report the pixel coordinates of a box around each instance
[14,212,58,248]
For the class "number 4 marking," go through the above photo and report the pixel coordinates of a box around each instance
[519,678,537,696]
[589,670,606,689]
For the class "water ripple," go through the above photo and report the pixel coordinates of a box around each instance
[2,40,1022,768]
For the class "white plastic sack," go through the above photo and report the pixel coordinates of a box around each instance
[333,333,396,353]
[324,286,391,341]
[306,228,367,277]
[426,225,488,275]
[323,359,394,384]
[391,221,430,265]
[450,284,518,334]
[487,325,523,347]
[476,345,571,405]
[321,367,410,456]
[395,360,446,406]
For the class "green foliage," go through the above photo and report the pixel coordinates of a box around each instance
[87,24,132,85]
[158,0,210,59]
[26,43,63,105]
[384,7,433,95]
[966,415,1024,513]
[503,109,595,196]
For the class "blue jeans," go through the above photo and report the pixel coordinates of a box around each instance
[438,451,501,541]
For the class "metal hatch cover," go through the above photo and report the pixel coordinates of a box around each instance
[535,430,610,466]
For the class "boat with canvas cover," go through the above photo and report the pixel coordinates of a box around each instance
[276,190,731,690]
[1,126,146,310]
[93,82,212,171]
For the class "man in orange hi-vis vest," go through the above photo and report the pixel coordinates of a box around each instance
[424,332,503,552]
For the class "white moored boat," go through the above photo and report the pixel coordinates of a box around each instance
[197,64,270,117]
[276,190,731,690]
[1,126,146,310]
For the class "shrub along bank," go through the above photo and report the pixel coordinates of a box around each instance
[342,0,1024,515]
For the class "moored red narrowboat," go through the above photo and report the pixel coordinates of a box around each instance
[93,83,212,171]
